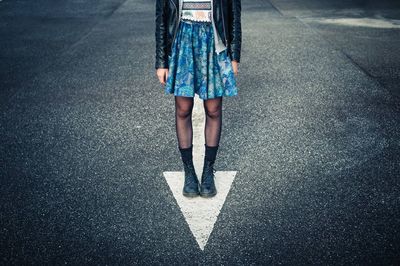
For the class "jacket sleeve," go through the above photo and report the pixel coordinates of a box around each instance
[228,0,241,63]
[155,0,169,69]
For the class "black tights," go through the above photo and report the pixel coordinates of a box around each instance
[175,96,223,149]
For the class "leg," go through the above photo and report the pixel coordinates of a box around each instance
[175,96,199,197]
[200,96,223,198]
[203,96,223,148]
[175,96,194,149]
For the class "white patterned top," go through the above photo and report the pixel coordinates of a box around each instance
[181,0,212,22]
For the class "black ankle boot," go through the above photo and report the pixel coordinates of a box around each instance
[200,159,217,197]
[182,159,200,197]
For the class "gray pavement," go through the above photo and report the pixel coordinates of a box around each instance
[270,0,400,98]
[1,0,399,264]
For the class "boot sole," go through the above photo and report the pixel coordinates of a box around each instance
[182,191,200,197]
[199,190,217,198]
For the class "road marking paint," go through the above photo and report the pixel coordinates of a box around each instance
[314,17,400,29]
[163,95,237,251]
[163,170,236,251]
[192,95,206,175]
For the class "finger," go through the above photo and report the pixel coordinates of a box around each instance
[163,70,168,85]
[161,71,167,85]
[158,75,165,85]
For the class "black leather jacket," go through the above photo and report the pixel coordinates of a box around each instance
[155,0,241,69]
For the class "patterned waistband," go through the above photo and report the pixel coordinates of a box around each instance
[182,2,211,10]
[181,18,212,25]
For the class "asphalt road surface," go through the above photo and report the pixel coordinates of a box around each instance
[1,0,399,264]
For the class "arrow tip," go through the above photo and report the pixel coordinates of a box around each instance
[163,171,237,251]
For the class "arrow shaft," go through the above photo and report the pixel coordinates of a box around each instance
[192,95,205,176]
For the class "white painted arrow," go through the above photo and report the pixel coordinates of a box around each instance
[163,95,237,251]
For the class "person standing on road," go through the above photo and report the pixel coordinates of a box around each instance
[155,0,242,197]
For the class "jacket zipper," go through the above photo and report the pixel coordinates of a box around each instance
[220,0,228,45]
[170,0,180,48]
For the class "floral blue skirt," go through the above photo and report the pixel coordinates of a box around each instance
[165,19,238,100]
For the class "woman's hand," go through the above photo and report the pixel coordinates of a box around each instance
[232,60,239,76]
[156,68,169,85]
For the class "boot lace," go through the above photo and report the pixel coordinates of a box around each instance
[184,161,198,185]
[202,161,216,184]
